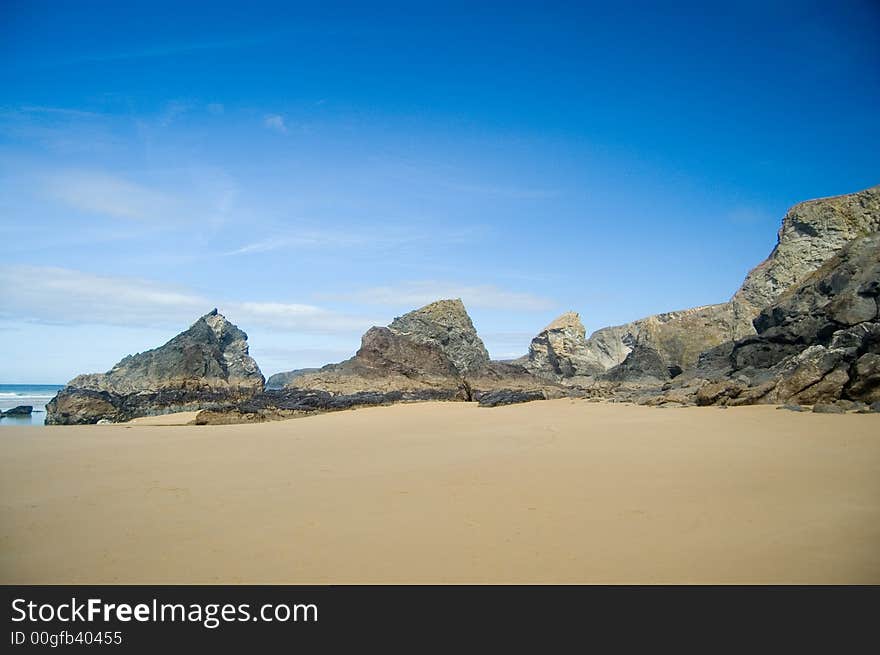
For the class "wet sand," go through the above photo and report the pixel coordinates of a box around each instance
[1,400,878,583]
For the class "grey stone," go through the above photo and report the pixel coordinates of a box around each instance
[1,405,33,417]
[46,309,264,424]
[477,389,545,407]
[812,403,845,414]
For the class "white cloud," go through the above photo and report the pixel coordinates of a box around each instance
[327,281,556,312]
[263,114,288,134]
[45,170,174,221]
[41,167,239,228]
[0,266,377,335]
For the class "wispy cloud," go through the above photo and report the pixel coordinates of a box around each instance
[0,266,378,334]
[45,170,174,221]
[263,114,288,134]
[325,281,556,312]
[40,167,239,228]
[225,225,479,256]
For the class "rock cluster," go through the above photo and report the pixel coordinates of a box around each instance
[46,310,264,424]
[44,184,880,424]
[520,312,604,380]
[689,233,880,406]
[543,185,880,378]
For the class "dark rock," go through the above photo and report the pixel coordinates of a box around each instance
[603,344,670,383]
[387,298,490,374]
[46,310,264,424]
[477,389,545,407]
[812,403,845,414]
[520,312,604,379]
[777,404,805,412]
[1,405,33,417]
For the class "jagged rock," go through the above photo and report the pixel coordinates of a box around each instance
[271,299,492,395]
[732,184,880,323]
[580,303,741,373]
[387,298,490,374]
[477,389,545,407]
[284,299,563,397]
[1,405,33,417]
[687,232,880,406]
[603,343,670,383]
[520,311,604,379]
[812,403,845,414]
[573,185,880,377]
[46,310,264,424]
[356,326,459,377]
[695,380,747,406]
[847,352,880,402]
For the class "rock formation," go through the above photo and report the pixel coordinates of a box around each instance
[603,343,672,383]
[276,299,490,397]
[0,405,33,417]
[731,184,880,323]
[386,298,491,374]
[46,310,264,424]
[678,233,879,407]
[196,299,568,423]
[519,312,604,380]
[567,184,880,375]
[265,368,320,389]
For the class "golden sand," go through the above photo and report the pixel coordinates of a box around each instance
[1,400,878,583]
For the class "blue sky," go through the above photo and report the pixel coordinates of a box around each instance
[1,0,878,382]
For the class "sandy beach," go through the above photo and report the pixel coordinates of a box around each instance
[1,400,879,584]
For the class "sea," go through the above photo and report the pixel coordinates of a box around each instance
[0,384,64,426]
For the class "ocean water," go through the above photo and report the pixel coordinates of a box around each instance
[0,384,63,426]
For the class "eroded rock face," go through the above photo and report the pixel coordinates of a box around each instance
[46,310,264,424]
[603,343,671,383]
[690,233,880,406]
[387,298,490,374]
[522,312,604,379]
[574,185,880,377]
[582,303,741,373]
[732,184,880,322]
[240,299,568,420]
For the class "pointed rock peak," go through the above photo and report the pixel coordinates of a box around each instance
[541,311,584,333]
[393,298,472,327]
[193,309,247,342]
[387,298,489,374]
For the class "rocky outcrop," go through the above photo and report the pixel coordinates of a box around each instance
[192,299,568,424]
[1,405,33,417]
[46,310,264,424]
[603,343,672,383]
[731,184,880,324]
[570,185,880,376]
[582,303,740,373]
[520,312,604,380]
[386,298,490,374]
[265,368,319,389]
[688,233,880,406]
